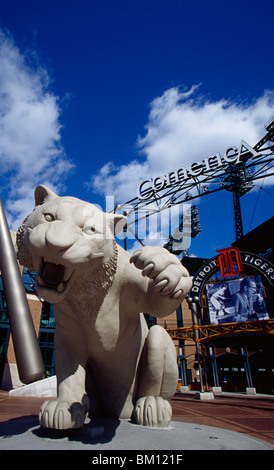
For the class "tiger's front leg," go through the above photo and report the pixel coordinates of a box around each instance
[39,328,89,430]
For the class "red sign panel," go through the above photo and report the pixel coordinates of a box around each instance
[216,247,243,278]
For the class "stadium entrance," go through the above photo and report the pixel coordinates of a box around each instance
[167,247,274,394]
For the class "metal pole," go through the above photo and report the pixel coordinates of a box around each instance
[187,296,204,393]
[209,345,220,388]
[178,344,188,387]
[201,343,210,392]
[0,195,45,384]
[233,190,244,240]
[123,211,127,251]
[241,345,254,389]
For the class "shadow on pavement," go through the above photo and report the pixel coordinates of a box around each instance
[0,414,121,446]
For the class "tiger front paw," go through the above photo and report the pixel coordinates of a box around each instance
[134,396,172,428]
[130,246,192,299]
[39,399,87,430]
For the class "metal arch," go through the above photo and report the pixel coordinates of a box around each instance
[166,319,274,343]
[112,123,274,236]
[119,150,274,225]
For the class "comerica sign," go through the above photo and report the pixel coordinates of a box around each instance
[137,140,264,199]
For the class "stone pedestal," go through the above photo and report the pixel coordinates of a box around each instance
[212,386,222,395]
[195,391,215,400]
[180,386,190,393]
[9,375,57,397]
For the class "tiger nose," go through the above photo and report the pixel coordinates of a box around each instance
[45,222,78,253]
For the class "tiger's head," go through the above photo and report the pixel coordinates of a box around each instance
[16,185,127,303]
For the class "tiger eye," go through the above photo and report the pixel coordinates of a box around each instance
[82,226,96,235]
[44,213,54,222]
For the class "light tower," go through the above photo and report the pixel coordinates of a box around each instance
[222,117,274,240]
[222,167,254,240]
[163,205,201,256]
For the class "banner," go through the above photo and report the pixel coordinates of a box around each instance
[206,275,269,325]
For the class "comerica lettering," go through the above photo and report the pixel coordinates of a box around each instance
[138,140,262,199]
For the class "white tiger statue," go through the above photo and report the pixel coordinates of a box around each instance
[17,185,192,430]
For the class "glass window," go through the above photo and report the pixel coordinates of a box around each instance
[22,268,37,292]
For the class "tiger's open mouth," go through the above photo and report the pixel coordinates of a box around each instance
[36,259,73,294]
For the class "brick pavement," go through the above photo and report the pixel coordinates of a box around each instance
[0,391,273,446]
[171,393,274,446]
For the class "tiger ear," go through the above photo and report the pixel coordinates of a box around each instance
[34,185,57,207]
[108,213,127,235]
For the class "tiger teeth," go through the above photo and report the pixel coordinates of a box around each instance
[35,257,72,294]
[57,282,66,293]
[37,277,66,293]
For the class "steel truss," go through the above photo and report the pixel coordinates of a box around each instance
[114,120,274,239]
[166,319,274,343]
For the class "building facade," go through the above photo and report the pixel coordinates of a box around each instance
[160,220,274,395]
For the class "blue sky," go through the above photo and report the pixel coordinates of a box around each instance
[0,0,273,259]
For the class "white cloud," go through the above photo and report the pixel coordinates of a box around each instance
[0,31,74,229]
[90,85,274,206]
